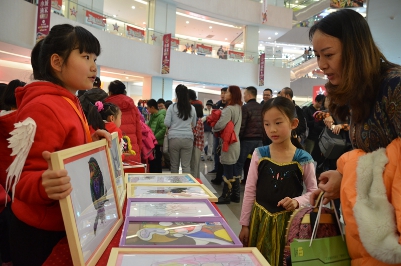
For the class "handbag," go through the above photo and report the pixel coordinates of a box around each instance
[289,194,351,265]
[318,126,347,159]
[163,130,169,154]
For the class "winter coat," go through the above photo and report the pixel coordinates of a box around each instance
[338,137,401,266]
[239,99,263,140]
[105,94,142,162]
[147,111,167,145]
[207,109,237,152]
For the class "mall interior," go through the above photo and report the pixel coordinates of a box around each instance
[0,0,400,264]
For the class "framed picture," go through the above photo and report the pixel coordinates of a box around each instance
[51,139,123,266]
[126,183,218,202]
[119,217,242,248]
[107,247,269,266]
[126,198,221,218]
[109,132,125,208]
[125,173,198,184]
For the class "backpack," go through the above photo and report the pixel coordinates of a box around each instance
[283,193,341,265]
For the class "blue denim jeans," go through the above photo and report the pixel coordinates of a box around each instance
[234,140,263,178]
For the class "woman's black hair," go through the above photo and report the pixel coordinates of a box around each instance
[192,103,203,118]
[175,84,192,120]
[37,24,101,87]
[1,79,26,110]
[261,97,304,149]
[87,102,120,131]
[108,80,126,95]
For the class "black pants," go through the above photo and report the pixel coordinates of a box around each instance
[9,210,66,266]
[149,144,163,173]
[0,203,11,263]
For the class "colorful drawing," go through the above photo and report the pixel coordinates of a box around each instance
[128,202,215,217]
[124,221,235,247]
[133,186,207,199]
[88,157,108,235]
[127,174,196,184]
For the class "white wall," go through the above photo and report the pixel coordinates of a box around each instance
[290,77,327,97]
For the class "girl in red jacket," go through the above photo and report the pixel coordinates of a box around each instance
[5,24,110,265]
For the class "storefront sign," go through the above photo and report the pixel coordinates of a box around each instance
[312,85,326,102]
[196,44,212,55]
[36,0,51,42]
[51,0,62,11]
[85,10,106,29]
[162,34,171,74]
[259,53,265,86]
[229,50,244,60]
[262,0,268,23]
[127,25,144,39]
[171,38,179,49]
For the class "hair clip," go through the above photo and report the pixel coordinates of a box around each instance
[95,101,104,112]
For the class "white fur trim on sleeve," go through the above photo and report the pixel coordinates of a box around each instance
[354,148,401,264]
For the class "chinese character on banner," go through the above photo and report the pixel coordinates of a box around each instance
[262,0,268,23]
[259,53,265,86]
[161,34,171,74]
[312,85,326,102]
[36,0,51,42]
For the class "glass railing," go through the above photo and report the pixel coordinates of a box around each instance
[284,0,324,11]
[265,53,315,68]
[28,0,273,66]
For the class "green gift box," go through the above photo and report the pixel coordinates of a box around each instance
[290,235,351,265]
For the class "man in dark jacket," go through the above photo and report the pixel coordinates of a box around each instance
[281,87,308,144]
[233,87,263,199]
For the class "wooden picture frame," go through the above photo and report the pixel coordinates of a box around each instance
[109,132,126,208]
[126,183,218,202]
[125,173,199,184]
[119,216,242,248]
[107,247,270,266]
[50,139,123,266]
[126,198,221,218]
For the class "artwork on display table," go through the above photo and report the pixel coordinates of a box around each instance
[125,173,198,184]
[50,139,123,266]
[126,198,221,218]
[107,247,270,266]
[127,184,218,202]
[109,132,126,208]
[119,217,242,248]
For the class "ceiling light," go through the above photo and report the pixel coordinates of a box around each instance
[176,12,240,28]
[101,70,143,79]
[295,0,298,3]
[113,15,116,18]
[0,50,30,59]
[209,26,212,29]
[275,32,278,35]
[135,0,148,5]
[268,37,271,39]
[143,22,146,24]
[258,31,260,33]
[125,77,129,79]
[131,6,135,9]
[225,38,227,40]
[186,21,189,24]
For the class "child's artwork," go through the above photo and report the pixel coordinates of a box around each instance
[107,248,269,266]
[126,174,197,184]
[127,184,218,202]
[120,217,242,248]
[109,132,125,208]
[127,198,221,217]
[51,139,123,266]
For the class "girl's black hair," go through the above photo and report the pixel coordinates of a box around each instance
[192,103,203,118]
[1,79,26,110]
[175,84,192,120]
[31,39,44,80]
[108,80,126,95]
[87,102,120,131]
[261,97,304,150]
[37,24,101,87]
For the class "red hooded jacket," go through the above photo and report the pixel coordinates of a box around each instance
[105,94,142,162]
[207,109,237,152]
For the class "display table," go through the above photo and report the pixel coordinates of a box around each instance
[43,178,223,265]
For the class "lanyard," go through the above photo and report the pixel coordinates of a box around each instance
[62,96,92,143]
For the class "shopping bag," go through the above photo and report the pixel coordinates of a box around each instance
[290,235,351,265]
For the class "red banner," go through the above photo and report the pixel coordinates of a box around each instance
[127,25,144,39]
[259,53,265,86]
[51,0,62,11]
[85,10,106,28]
[36,0,51,42]
[312,85,326,103]
[196,44,212,55]
[171,38,179,49]
[162,34,171,74]
[229,50,244,60]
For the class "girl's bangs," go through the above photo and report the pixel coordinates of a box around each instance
[74,27,101,56]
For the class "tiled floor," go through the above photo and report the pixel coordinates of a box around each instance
[163,158,245,236]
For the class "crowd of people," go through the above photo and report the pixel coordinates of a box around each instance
[0,8,400,266]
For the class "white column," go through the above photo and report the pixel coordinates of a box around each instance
[243,25,259,63]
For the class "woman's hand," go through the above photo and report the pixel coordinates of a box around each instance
[277,197,299,211]
[314,170,342,205]
[41,151,72,200]
[324,116,334,128]
[92,129,112,147]
[331,124,342,135]
[239,226,250,246]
